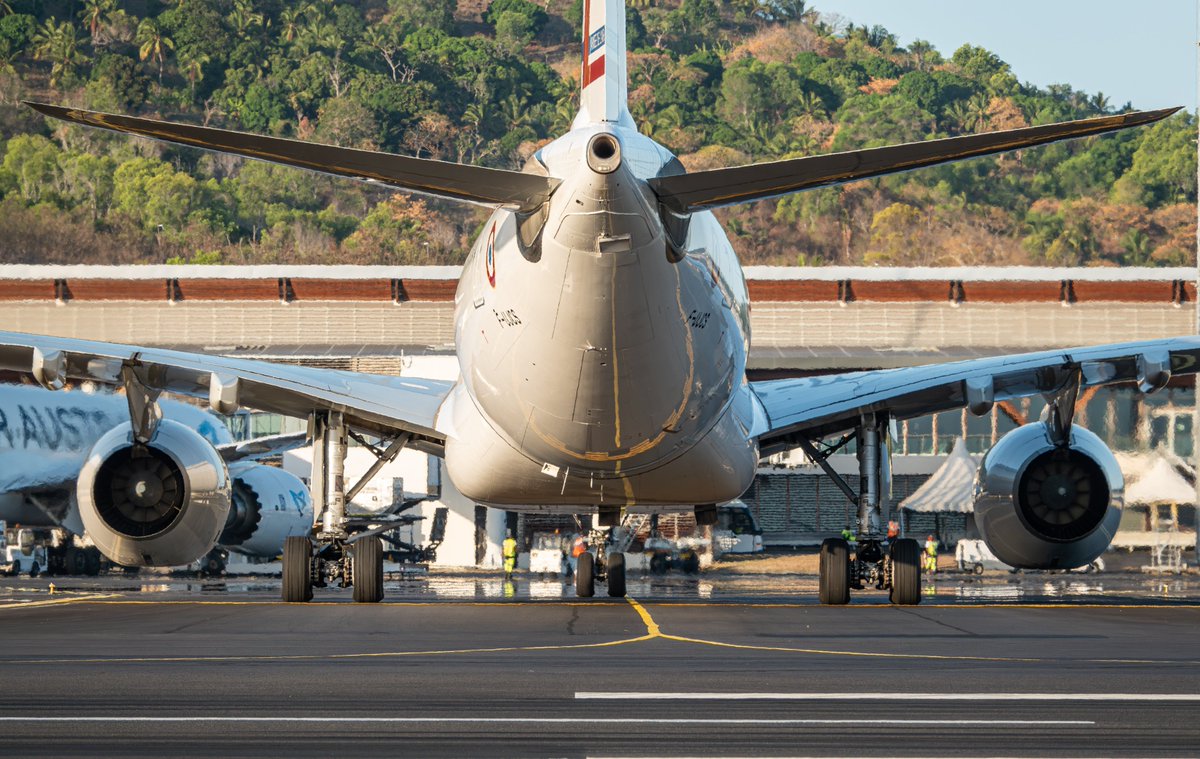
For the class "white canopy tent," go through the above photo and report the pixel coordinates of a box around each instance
[1124,455,1194,506]
[899,438,978,514]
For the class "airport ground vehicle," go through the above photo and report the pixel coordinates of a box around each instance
[0,0,1183,604]
[2,525,47,577]
[956,539,1105,574]
[714,501,764,556]
[530,533,567,577]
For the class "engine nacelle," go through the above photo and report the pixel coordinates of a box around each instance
[77,420,231,567]
[221,462,312,558]
[975,423,1123,569]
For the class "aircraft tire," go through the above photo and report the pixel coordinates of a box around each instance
[282,536,313,603]
[606,552,626,597]
[576,552,595,597]
[889,538,922,606]
[818,538,850,605]
[352,536,384,603]
[29,562,39,579]
[83,548,101,576]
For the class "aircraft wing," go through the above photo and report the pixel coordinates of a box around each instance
[0,332,453,451]
[651,108,1178,212]
[751,337,1200,455]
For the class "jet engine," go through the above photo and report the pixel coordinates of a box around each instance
[220,462,312,558]
[77,420,231,567]
[974,423,1123,569]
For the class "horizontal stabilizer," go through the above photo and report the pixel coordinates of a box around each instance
[25,102,559,210]
[650,107,1179,212]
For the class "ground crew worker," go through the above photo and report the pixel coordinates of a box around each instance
[570,534,587,575]
[887,520,900,541]
[924,534,939,575]
[502,530,518,580]
[841,526,856,544]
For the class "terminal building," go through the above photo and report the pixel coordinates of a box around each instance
[0,264,1194,562]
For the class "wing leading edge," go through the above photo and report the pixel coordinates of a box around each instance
[0,331,453,452]
[751,337,1200,455]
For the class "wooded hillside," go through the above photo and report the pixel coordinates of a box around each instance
[0,0,1193,266]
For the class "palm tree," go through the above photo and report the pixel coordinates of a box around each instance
[945,101,972,134]
[180,51,209,99]
[908,39,934,72]
[279,5,309,43]
[796,91,827,121]
[1092,92,1111,115]
[1121,228,1152,266]
[228,0,265,35]
[966,93,991,133]
[33,18,87,87]
[78,0,116,39]
[136,18,174,82]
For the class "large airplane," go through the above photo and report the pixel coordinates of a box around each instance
[0,383,311,574]
[0,0,1192,604]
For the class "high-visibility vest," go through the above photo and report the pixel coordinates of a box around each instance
[925,541,937,557]
[571,538,587,558]
[502,538,518,559]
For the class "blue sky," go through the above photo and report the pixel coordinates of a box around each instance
[818,1,1197,111]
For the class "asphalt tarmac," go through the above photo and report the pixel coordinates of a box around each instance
[0,572,1197,758]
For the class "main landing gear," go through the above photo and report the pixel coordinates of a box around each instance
[806,413,921,605]
[818,537,921,605]
[282,411,413,603]
[574,522,626,599]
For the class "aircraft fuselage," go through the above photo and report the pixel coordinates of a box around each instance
[443,124,762,510]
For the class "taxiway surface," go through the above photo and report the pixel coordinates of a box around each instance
[0,575,1197,758]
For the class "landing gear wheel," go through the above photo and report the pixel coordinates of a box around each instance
[889,538,922,606]
[83,548,101,576]
[64,546,82,575]
[606,552,626,597]
[352,536,384,603]
[818,538,850,605]
[28,562,39,579]
[282,536,313,603]
[973,562,985,576]
[202,549,226,577]
[576,552,595,598]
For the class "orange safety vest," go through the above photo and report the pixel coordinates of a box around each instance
[571,537,587,558]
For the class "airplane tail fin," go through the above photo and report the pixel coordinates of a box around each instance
[575,0,632,128]
[649,107,1180,212]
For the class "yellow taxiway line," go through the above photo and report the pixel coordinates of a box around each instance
[0,595,1195,667]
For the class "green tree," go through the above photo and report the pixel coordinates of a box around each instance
[1112,113,1197,206]
[388,0,456,35]
[1,134,60,203]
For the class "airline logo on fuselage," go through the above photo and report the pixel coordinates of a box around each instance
[485,221,497,288]
[588,27,605,54]
[0,404,113,452]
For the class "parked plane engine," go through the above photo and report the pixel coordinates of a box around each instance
[220,462,311,558]
[77,420,231,567]
[974,423,1123,569]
